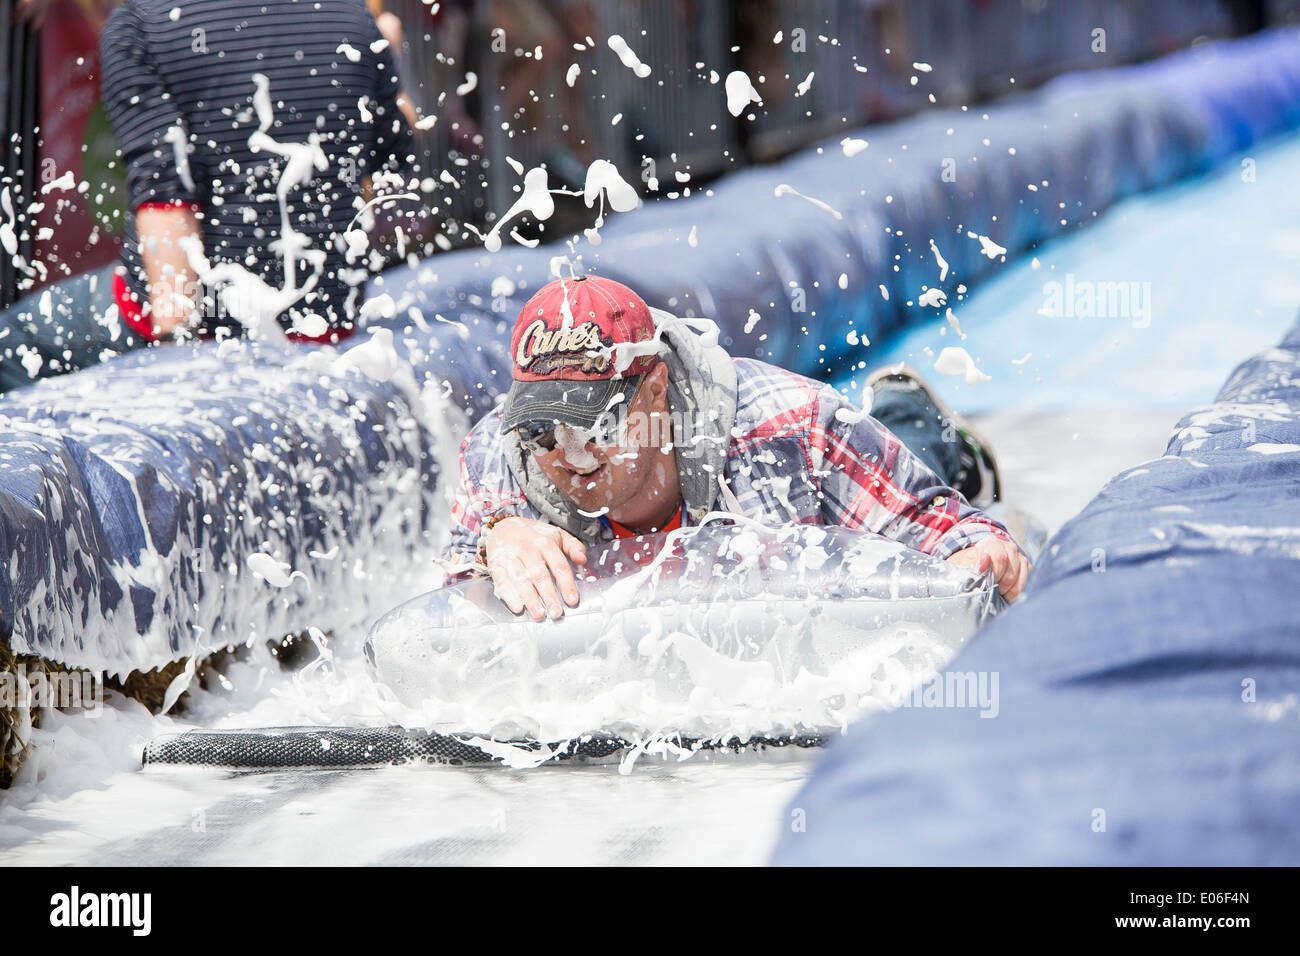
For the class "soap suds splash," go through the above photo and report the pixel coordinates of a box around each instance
[184,75,417,335]
[183,76,323,334]
[607,35,652,78]
[582,159,640,244]
[164,124,196,193]
[366,524,993,769]
[481,159,638,251]
[725,70,763,116]
[774,184,843,220]
[934,345,991,384]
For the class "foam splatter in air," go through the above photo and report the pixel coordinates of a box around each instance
[841,137,869,157]
[335,328,400,383]
[247,552,303,589]
[934,346,991,384]
[480,166,556,252]
[969,231,1007,259]
[930,239,950,281]
[608,35,652,78]
[40,171,77,194]
[724,70,763,116]
[774,184,843,220]
[163,124,196,192]
[583,160,640,215]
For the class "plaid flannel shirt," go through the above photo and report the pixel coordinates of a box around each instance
[445,357,1012,564]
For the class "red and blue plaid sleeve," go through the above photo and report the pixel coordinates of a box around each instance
[811,383,1013,558]
[444,415,532,566]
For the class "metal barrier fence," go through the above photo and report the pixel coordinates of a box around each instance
[440,0,1239,238]
[0,0,40,309]
[737,0,1236,160]
[382,1,486,249]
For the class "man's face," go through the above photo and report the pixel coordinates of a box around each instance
[526,363,675,517]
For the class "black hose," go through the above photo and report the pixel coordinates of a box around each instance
[142,725,825,771]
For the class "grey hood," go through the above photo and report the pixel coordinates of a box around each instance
[502,309,739,542]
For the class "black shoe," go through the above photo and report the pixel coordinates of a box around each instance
[864,363,1002,507]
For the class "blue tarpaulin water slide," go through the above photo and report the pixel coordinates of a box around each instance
[774,319,1300,865]
[0,28,1298,858]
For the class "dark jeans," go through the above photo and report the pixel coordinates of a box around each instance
[870,384,963,488]
[0,265,147,395]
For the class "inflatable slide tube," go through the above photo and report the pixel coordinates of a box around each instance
[772,317,1300,866]
[374,28,1300,381]
[0,342,452,676]
[365,523,1003,741]
[6,30,1300,676]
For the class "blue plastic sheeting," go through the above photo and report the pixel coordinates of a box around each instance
[5,29,1300,674]
[773,321,1300,865]
[833,130,1300,416]
[0,342,456,676]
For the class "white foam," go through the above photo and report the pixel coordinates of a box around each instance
[969,231,1007,259]
[607,35,652,78]
[246,552,298,588]
[334,327,400,382]
[930,239,950,281]
[918,287,946,308]
[484,167,555,252]
[773,184,843,220]
[934,346,991,384]
[724,70,763,116]
[40,171,77,194]
[840,137,868,157]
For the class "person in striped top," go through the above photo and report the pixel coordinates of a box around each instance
[448,274,1030,621]
[98,0,416,343]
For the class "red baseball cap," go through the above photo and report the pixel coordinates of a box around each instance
[501,275,659,431]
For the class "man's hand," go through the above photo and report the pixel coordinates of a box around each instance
[483,517,588,621]
[946,537,1030,601]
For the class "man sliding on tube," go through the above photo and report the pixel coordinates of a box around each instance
[445,275,1029,621]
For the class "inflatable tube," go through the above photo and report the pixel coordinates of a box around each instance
[140,725,824,771]
[364,522,1004,743]
[773,317,1300,866]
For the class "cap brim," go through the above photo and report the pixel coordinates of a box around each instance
[501,375,643,432]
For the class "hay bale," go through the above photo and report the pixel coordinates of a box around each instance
[105,659,192,715]
[1,644,47,790]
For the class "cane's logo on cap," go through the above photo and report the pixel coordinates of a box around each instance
[514,318,612,375]
[509,274,656,383]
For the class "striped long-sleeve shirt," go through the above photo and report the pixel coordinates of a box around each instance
[99,0,415,336]
[445,357,1014,564]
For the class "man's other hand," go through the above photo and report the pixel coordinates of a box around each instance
[946,537,1030,601]
[483,517,588,621]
